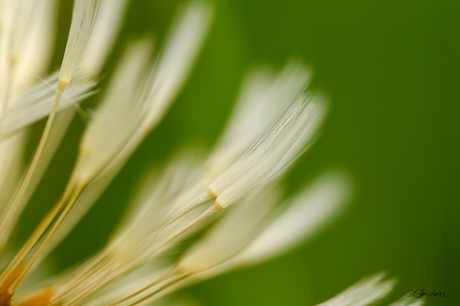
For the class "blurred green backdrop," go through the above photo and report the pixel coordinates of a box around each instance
[17,0,459,305]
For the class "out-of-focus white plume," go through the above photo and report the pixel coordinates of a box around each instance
[73,41,152,184]
[315,273,396,306]
[235,170,351,265]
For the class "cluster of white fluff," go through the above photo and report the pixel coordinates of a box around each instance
[0,1,422,306]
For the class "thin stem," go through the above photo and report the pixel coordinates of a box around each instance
[55,250,113,295]
[141,190,214,244]
[0,61,17,257]
[0,180,76,287]
[62,203,221,306]
[0,83,68,248]
[10,183,84,291]
[52,253,115,303]
[129,273,190,306]
[109,268,178,306]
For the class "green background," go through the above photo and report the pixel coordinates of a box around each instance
[18,0,459,305]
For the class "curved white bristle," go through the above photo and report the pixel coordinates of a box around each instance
[209,94,327,208]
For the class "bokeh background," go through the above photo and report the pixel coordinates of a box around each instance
[16,0,459,305]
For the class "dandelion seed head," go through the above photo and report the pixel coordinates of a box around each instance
[0,1,404,305]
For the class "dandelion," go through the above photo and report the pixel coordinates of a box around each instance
[0,1,417,305]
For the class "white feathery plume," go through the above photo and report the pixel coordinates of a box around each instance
[72,41,152,184]
[206,62,311,177]
[0,71,96,141]
[1,0,38,66]
[80,0,129,77]
[390,295,425,306]
[0,0,57,100]
[12,0,57,93]
[315,273,396,306]
[209,94,327,208]
[0,0,36,110]
[234,170,351,265]
[138,0,213,132]
[58,0,100,87]
[0,0,65,110]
